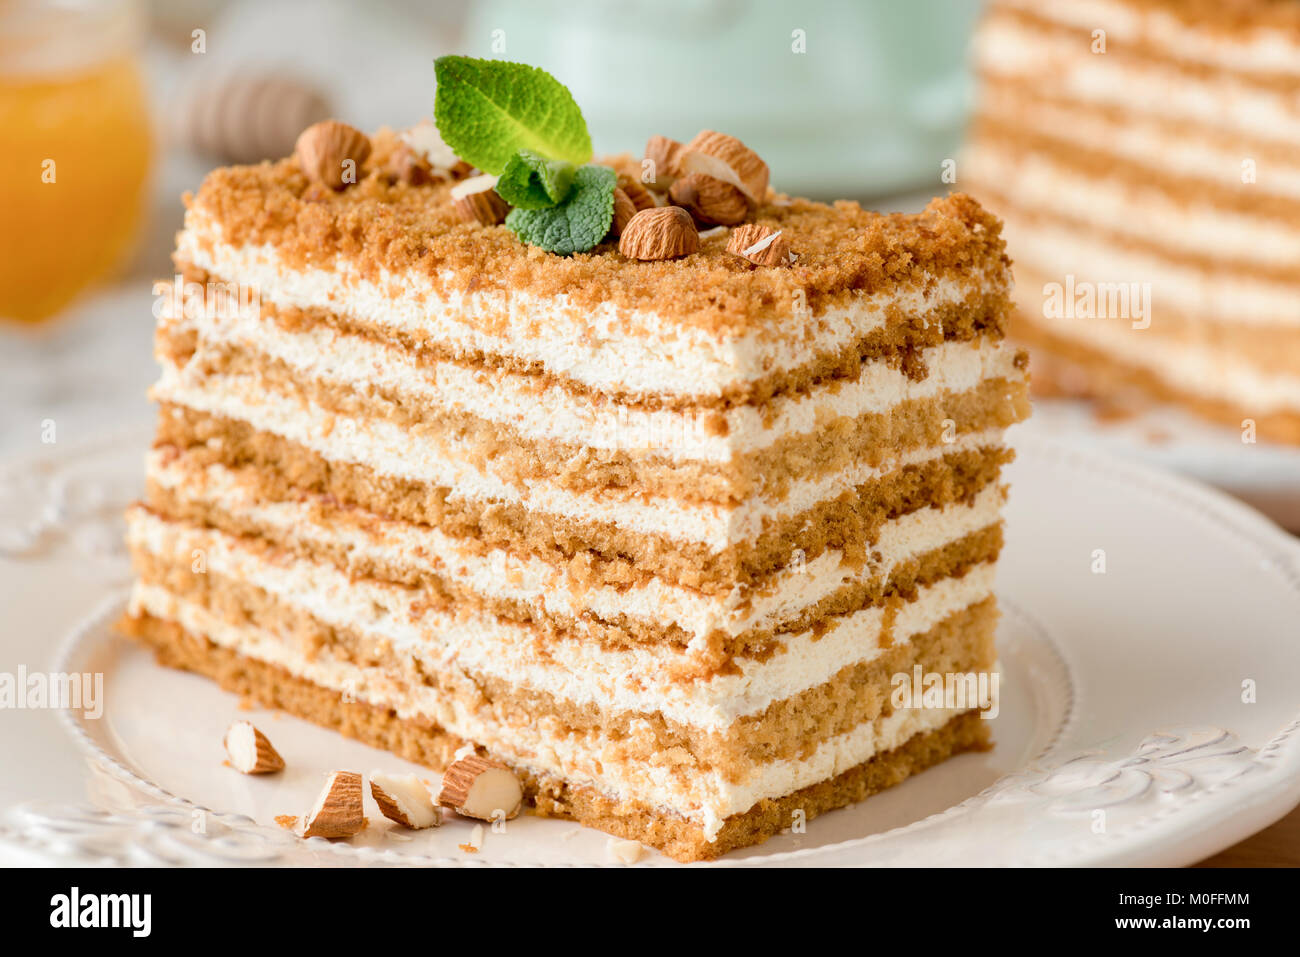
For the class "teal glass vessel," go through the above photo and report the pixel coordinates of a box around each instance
[461,0,982,200]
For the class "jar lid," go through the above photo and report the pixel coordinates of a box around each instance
[0,0,144,78]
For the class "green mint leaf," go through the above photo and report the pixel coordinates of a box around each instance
[434,56,593,175]
[505,163,616,255]
[495,149,576,209]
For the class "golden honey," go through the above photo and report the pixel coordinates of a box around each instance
[0,1,151,322]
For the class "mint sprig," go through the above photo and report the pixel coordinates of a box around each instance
[434,56,592,175]
[434,57,612,254]
[495,150,576,209]
[505,163,616,255]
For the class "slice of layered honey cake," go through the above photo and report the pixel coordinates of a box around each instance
[122,58,1028,861]
[967,0,1300,441]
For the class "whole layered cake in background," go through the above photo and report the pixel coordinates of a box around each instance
[966,0,1300,443]
[121,59,1029,861]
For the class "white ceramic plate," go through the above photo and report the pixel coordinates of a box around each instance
[1024,398,1300,533]
[0,425,1298,867]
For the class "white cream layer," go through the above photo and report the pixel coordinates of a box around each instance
[996,0,1300,78]
[1031,309,1300,413]
[151,350,1007,550]
[965,145,1300,268]
[175,217,1007,400]
[986,209,1300,330]
[977,86,1300,203]
[976,12,1300,144]
[147,450,1005,647]
[127,508,996,731]
[1013,262,1300,412]
[162,290,1023,464]
[130,583,969,837]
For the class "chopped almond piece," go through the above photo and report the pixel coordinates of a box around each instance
[302,771,365,838]
[437,755,523,821]
[618,207,699,261]
[681,130,769,203]
[608,188,637,239]
[617,175,657,212]
[451,174,509,225]
[370,771,441,829]
[223,720,284,774]
[295,120,371,190]
[644,135,687,190]
[669,173,748,226]
[399,119,460,170]
[606,838,644,864]
[726,223,791,267]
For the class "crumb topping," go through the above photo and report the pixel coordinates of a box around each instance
[185,129,1010,336]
